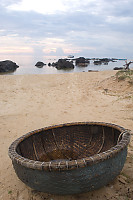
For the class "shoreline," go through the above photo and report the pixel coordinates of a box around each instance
[0,70,133,199]
[1,59,131,75]
[1,65,133,76]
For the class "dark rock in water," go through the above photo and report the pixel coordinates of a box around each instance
[88,70,99,72]
[0,60,19,73]
[103,62,109,65]
[48,63,51,67]
[75,57,90,66]
[35,61,46,68]
[100,58,110,62]
[54,59,74,70]
[77,63,88,67]
[113,67,124,70]
[94,60,102,65]
[51,62,57,67]
[75,57,86,65]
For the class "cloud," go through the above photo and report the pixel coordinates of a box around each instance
[0,0,133,58]
[7,0,67,14]
[0,34,33,54]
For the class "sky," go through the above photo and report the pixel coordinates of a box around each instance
[0,0,133,59]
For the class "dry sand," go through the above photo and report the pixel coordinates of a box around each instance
[0,70,133,200]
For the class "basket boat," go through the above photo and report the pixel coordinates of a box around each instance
[8,122,131,195]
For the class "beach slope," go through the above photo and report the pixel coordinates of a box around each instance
[0,70,133,200]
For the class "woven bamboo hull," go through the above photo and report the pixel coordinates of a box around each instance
[12,148,127,195]
[8,122,131,195]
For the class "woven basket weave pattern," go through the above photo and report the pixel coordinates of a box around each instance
[9,122,130,171]
[8,122,131,194]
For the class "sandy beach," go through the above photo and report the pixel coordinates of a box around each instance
[0,70,133,200]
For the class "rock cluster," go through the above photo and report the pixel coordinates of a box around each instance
[75,57,90,66]
[49,59,74,70]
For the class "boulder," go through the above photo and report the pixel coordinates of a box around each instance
[75,57,86,65]
[75,57,90,66]
[48,63,51,67]
[93,60,102,65]
[100,58,110,62]
[35,61,46,68]
[55,59,74,70]
[113,67,123,70]
[0,60,19,73]
[51,62,57,67]
[88,70,99,72]
[77,63,88,67]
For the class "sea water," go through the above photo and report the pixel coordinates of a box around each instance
[0,54,132,75]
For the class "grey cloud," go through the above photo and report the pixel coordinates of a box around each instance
[0,3,132,38]
[0,0,133,58]
[0,0,19,7]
